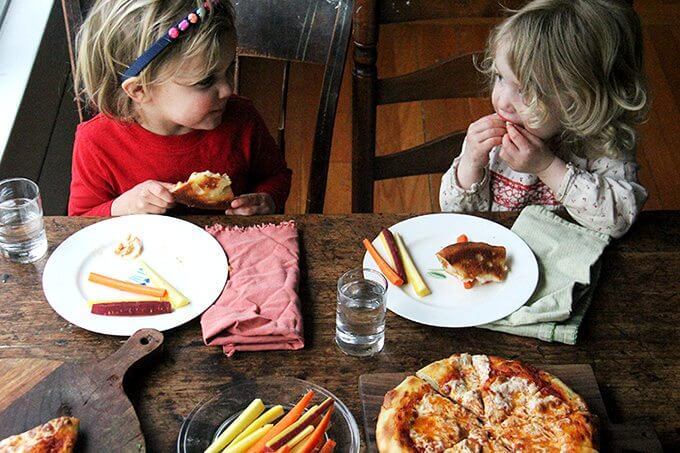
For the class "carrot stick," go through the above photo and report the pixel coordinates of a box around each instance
[457,234,468,243]
[318,439,336,453]
[275,447,290,453]
[363,239,404,286]
[88,272,167,298]
[379,229,407,282]
[295,407,334,453]
[246,390,315,453]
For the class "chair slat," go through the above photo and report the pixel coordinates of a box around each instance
[236,0,343,65]
[377,0,526,24]
[373,131,464,180]
[376,52,486,105]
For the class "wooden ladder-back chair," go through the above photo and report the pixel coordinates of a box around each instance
[351,0,526,213]
[61,0,353,213]
[351,0,633,213]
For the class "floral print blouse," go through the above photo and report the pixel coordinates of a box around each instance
[439,139,648,238]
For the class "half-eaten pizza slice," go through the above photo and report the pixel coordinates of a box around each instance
[170,171,234,210]
[435,241,508,286]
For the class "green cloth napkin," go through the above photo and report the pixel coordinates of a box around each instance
[478,205,610,344]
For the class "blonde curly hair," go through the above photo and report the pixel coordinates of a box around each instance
[479,0,648,159]
[75,0,236,121]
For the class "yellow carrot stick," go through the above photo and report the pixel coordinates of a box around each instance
[205,399,265,453]
[232,406,284,445]
[223,424,273,453]
[246,391,314,453]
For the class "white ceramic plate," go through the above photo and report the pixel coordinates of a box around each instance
[362,213,538,327]
[42,215,228,336]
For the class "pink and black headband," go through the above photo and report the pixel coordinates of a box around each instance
[120,1,222,82]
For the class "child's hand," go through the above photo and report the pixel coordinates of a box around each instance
[111,180,175,216]
[461,113,507,169]
[225,193,275,215]
[500,123,556,174]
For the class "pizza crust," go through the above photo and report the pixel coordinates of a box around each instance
[0,416,79,452]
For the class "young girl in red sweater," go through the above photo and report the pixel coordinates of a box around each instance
[68,0,291,216]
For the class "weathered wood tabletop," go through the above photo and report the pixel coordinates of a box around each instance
[0,212,678,451]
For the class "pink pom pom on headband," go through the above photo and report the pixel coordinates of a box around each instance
[120,1,222,82]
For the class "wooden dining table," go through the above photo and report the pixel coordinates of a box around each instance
[0,211,678,451]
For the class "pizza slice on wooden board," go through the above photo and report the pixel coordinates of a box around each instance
[480,356,591,424]
[415,353,487,416]
[0,416,78,453]
[376,376,486,452]
[490,412,597,452]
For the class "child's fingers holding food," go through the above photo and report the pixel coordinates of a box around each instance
[505,123,532,151]
[499,133,519,166]
[225,193,274,216]
[143,181,175,207]
[468,114,506,135]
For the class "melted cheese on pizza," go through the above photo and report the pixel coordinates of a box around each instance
[484,376,539,422]
[409,394,482,452]
[378,356,595,452]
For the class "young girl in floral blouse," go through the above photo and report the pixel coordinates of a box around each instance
[439,0,648,238]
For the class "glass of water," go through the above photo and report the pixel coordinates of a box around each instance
[335,268,387,357]
[0,178,48,263]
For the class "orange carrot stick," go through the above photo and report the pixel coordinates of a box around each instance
[88,272,167,298]
[246,391,315,453]
[318,439,336,453]
[363,239,404,286]
[457,234,468,243]
[275,447,290,453]
[296,408,334,453]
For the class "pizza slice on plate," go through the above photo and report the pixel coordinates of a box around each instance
[436,242,508,285]
[0,416,79,453]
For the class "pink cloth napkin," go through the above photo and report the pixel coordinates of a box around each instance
[200,221,304,356]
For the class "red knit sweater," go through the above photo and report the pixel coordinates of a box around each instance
[68,96,291,216]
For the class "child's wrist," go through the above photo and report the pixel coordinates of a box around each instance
[536,156,567,190]
[456,157,485,190]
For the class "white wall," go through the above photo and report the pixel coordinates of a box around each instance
[0,0,55,161]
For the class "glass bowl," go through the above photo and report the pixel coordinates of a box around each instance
[177,376,361,453]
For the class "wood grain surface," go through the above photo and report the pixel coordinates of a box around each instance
[0,329,163,452]
[0,212,678,451]
[359,367,663,452]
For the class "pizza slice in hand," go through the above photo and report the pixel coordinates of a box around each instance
[170,171,235,210]
[0,416,79,453]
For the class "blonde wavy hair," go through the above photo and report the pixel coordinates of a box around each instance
[479,0,648,159]
[75,0,236,121]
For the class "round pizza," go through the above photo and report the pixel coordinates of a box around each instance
[376,354,597,452]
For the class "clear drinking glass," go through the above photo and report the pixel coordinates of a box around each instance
[0,178,48,263]
[335,268,387,357]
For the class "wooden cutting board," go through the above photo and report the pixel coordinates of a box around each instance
[359,365,663,452]
[0,329,163,452]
